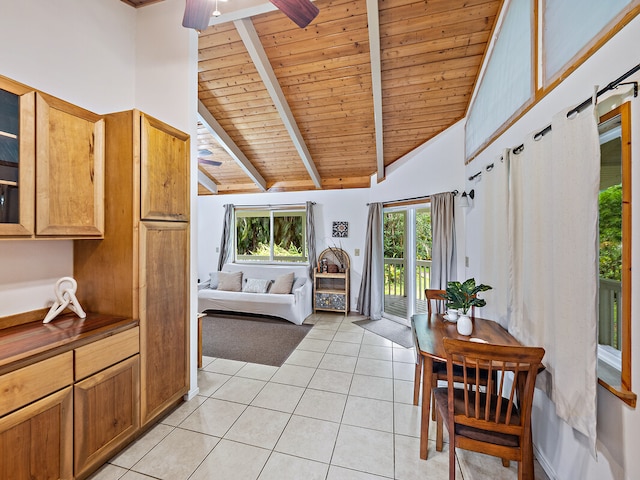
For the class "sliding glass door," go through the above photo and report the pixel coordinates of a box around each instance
[383,204,432,325]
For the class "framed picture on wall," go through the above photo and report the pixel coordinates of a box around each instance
[332,221,348,238]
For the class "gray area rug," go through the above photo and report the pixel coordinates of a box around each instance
[201,313,313,367]
[353,318,413,348]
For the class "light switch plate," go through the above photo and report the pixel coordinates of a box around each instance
[355,248,360,256]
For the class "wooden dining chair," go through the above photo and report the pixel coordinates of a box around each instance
[416,289,489,413]
[433,338,545,480]
[411,290,446,406]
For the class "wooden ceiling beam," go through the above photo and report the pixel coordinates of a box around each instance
[234,18,322,189]
[198,100,267,192]
[366,0,384,183]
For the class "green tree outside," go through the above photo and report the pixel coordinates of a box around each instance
[599,184,622,281]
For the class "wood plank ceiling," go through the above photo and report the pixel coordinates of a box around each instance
[138,0,502,196]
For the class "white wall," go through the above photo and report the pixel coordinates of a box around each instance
[198,188,370,309]
[0,0,136,316]
[0,0,200,396]
[462,15,640,480]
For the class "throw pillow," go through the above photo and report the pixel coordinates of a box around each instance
[291,276,306,291]
[217,271,243,291]
[209,271,219,289]
[243,278,272,293]
[270,272,295,294]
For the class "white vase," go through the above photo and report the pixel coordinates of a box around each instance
[456,314,473,336]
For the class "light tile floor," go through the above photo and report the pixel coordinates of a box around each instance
[89,312,550,480]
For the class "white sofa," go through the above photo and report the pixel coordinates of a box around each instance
[197,263,313,325]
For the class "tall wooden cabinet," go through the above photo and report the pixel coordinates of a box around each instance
[74,109,190,428]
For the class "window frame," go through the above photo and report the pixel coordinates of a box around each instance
[597,101,636,407]
[465,0,640,163]
[234,206,308,264]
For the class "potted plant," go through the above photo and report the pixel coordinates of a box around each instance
[441,278,492,335]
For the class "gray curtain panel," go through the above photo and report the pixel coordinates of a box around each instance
[306,201,317,279]
[217,204,234,271]
[357,203,383,319]
[430,192,456,289]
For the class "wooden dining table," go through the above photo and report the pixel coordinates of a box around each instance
[414,313,536,478]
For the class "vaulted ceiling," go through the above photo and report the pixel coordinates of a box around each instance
[123,0,503,195]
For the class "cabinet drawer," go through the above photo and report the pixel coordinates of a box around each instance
[75,327,139,381]
[0,351,73,417]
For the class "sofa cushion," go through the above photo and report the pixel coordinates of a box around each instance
[209,271,219,289]
[292,276,306,291]
[218,271,243,291]
[270,272,295,294]
[243,278,272,293]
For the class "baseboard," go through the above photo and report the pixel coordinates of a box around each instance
[184,387,200,401]
[534,443,558,480]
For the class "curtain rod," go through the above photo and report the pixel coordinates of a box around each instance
[228,202,314,209]
[468,62,640,180]
[366,191,458,206]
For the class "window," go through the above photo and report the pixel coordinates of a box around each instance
[465,0,533,159]
[235,207,307,263]
[597,102,636,406]
[382,203,431,324]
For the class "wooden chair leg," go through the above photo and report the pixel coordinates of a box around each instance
[449,435,456,480]
[413,357,422,406]
[431,375,438,420]
[436,409,444,452]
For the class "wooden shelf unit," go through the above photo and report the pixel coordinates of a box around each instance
[314,248,350,315]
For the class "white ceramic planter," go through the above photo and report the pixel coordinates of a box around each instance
[456,314,473,336]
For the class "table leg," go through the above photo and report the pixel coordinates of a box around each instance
[420,355,433,460]
[516,372,534,480]
[197,314,204,368]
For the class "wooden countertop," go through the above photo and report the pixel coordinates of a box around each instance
[0,312,138,374]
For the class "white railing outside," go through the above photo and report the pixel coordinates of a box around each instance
[383,258,431,298]
[599,277,621,350]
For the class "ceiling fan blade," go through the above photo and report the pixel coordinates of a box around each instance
[182,0,216,31]
[269,0,319,28]
[198,158,222,167]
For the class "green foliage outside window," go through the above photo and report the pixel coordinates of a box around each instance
[236,210,306,262]
[599,184,622,282]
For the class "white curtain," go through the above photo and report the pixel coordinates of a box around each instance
[430,192,456,289]
[480,151,510,328]
[357,203,384,319]
[508,105,599,455]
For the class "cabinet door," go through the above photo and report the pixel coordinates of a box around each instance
[0,387,73,480]
[36,92,104,236]
[74,355,140,478]
[140,114,189,222]
[0,77,35,236]
[139,221,189,426]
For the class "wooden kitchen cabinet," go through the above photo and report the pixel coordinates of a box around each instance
[139,221,189,425]
[0,351,74,480]
[0,313,139,480]
[0,387,73,480]
[74,355,139,479]
[140,114,189,222]
[0,74,105,239]
[35,92,104,236]
[0,76,35,237]
[74,109,190,429]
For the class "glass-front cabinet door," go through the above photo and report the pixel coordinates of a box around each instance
[0,76,34,236]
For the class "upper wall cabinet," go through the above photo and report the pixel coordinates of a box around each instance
[140,114,189,222]
[0,77,35,236]
[35,92,104,237]
[0,74,104,239]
